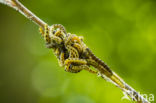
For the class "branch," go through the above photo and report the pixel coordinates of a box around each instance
[0,0,46,29]
[100,71,149,103]
[0,0,150,103]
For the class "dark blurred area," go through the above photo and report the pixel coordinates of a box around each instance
[0,0,156,103]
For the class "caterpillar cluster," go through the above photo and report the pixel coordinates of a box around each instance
[39,24,111,75]
[39,24,93,73]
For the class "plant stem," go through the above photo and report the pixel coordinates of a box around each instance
[100,71,149,103]
[0,0,150,103]
[0,0,46,29]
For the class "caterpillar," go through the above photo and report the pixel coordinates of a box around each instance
[86,48,113,75]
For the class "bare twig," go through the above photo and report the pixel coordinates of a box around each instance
[0,0,150,103]
[0,0,46,29]
[100,71,149,103]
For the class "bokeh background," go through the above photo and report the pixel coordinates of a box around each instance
[0,0,156,103]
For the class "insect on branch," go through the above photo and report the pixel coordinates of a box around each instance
[0,0,150,103]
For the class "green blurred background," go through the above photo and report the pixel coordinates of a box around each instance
[0,0,155,103]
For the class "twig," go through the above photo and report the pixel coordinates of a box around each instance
[0,0,150,103]
[0,0,46,29]
[100,71,148,103]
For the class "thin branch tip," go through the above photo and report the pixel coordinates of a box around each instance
[0,0,46,29]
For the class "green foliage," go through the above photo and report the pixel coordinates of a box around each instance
[0,0,155,103]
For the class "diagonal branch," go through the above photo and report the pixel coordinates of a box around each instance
[0,0,150,103]
[0,0,46,29]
